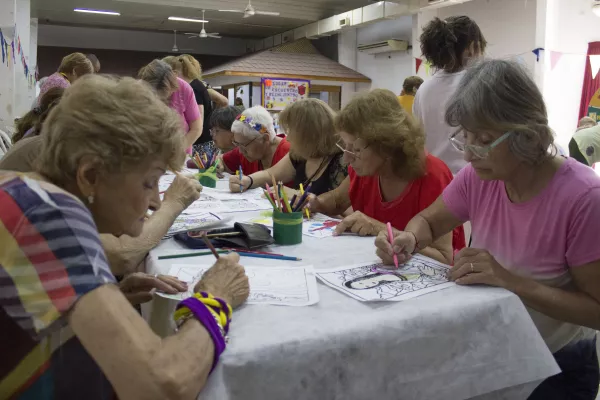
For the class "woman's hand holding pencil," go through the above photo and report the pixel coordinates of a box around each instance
[229,174,251,193]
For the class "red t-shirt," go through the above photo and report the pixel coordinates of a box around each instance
[348,154,466,254]
[223,135,291,182]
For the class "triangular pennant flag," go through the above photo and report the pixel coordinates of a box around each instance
[550,51,563,70]
[590,55,600,79]
[424,61,431,76]
[415,58,423,73]
[532,47,544,62]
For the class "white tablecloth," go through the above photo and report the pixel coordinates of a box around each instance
[146,181,559,400]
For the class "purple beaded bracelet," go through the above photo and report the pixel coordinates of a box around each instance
[177,297,226,372]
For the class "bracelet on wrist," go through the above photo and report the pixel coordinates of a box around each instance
[247,175,254,190]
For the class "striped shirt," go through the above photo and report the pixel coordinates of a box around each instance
[0,172,116,399]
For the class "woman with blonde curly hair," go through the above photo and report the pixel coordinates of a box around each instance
[36,52,93,105]
[0,75,249,399]
[310,89,465,265]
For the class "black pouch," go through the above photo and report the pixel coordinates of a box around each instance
[174,223,274,250]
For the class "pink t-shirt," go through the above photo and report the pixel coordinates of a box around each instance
[443,158,600,351]
[170,78,200,152]
[37,72,70,105]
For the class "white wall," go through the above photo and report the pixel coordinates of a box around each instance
[38,24,249,57]
[542,0,600,148]
[355,17,413,95]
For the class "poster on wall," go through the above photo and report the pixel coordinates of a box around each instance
[587,87,600,122]
[261,78,310,111]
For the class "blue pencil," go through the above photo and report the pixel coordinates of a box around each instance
[239,165,244,193]
[236,252,302,261]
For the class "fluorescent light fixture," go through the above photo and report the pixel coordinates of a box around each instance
[168,16,208,23]
[74,8,120,15]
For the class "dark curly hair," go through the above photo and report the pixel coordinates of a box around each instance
[420,16,487,73]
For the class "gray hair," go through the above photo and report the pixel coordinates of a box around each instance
[231,105,276,141]
[210,106,243,131]
[445,59,555,165]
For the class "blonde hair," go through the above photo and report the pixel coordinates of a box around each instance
[37,75,185,185]
[279,98,340,159]
[58,52,94,77]
[138,59,179,101]
[336,89,425,180]
[179,54,202,81]
[162,56,183,75]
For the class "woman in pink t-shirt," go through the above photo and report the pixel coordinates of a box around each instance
[139,60,201,153]
[376,60,600,399]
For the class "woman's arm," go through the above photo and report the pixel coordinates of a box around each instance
[229,154,296,192]
[417,232,453,265]
[208,89,228,108]
[309,176,352,217]
[183,114,203,150]
[101,175,202,275]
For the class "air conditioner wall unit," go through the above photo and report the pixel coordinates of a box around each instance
[357,39,408,55]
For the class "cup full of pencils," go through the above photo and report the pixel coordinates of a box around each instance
[192,151,219,188]
[263,178,303,245]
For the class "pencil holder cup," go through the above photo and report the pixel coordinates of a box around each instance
[196,167,217,188]
[273,210,303,245]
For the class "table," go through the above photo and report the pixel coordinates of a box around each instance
[146,180,559,400]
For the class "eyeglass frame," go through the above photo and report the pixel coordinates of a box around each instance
[449,129,512,159]
[336,139,369,159]
[232,135,260,149]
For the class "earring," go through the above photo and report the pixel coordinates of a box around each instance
[87,195,94,204]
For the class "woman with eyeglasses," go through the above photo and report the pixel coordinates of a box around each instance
[219,106,291,180]
[228,99,347,197]
[308,89,465,265]
[376,59,600,399]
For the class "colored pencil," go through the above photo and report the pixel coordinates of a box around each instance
[236,252,302,261]
[281,185,293,213]
[223,248,284,257]
[239,166,244,193]
[202,232,221,259]
[269,179,282,212]
[387,222,399,269]
[158,250,228,260]
[263,189,277,209]
[294,183,312,218]
[290,194,297,209]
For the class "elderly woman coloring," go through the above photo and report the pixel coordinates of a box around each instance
[310,89,465,265]
[220,105,291,178]
[229,99,347,196]
[376,59,600,399]
[0,75,249,399]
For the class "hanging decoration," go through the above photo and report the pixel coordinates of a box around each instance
[0,26,37,88]
[415,58,423,73]
[550,51,563,70]
[589,55,600,79]
[532,47,544,62]
[424,61,432,76]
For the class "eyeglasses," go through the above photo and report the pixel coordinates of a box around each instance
[449,130,512,159]
[232,135,259,149]
[336,140,369,159]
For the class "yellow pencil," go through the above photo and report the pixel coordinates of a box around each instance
[299,183,310,219]
[281,186,293,213]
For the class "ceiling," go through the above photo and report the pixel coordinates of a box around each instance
[31,0,379,38]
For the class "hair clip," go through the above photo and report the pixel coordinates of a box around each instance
[236,114,269,135]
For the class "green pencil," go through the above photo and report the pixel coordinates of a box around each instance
[158,250,229,260]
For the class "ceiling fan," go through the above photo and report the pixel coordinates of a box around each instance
[185,10,221,39]
[170,30,194,52]
[219,0,280,18]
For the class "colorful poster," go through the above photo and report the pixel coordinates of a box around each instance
[262,78,310,111]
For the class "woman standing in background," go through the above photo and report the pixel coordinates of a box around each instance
[413,16,487,174]
[36,52,93,105]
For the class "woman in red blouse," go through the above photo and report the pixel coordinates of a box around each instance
[219,106,290,176]
[310,89,465,265]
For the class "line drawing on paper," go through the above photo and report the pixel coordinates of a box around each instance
[316,255,453,302]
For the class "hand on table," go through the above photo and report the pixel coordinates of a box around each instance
[164,174,203,210]
[375,230,416,265]
[194,253,250,308]
[334,211,380,237]
[450,248,516,288]
[215,155,225,179]
[229,175,251,193]
[120,272,188,305]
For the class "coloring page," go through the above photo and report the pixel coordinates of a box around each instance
[315,254,454,302]
[157,264,319,306]
[303,214,341,238]
[164,212,227,239]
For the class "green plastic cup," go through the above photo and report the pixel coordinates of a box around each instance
[273,209,303,245]
[196,167,217,188]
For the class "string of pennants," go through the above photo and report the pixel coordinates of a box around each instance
[415,47,600,79]
[0,27,38,88]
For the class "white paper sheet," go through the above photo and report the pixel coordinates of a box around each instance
[163,212,228,239]
[202,187,266,201]
[316,254,454,302]
[158,264,320,306]
[244,213,341,239]
[182,196,272,215]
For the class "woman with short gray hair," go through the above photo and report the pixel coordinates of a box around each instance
[375,59,600,399]
[219,105,291,178]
